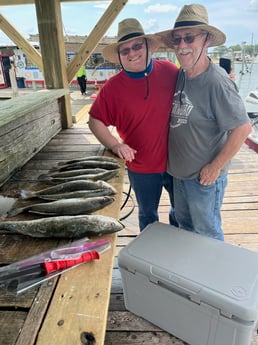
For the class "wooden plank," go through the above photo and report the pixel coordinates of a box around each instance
[0,288,37,309]
[15,278,59,345]
[108,293,125,311]
[36,160,125,345]
[29,149,105,161]
[104,331,189,345]
[105,311,258,345]
[0,311,27,345]
[225,234,258,251]
[0,235,60,265]
[222,203,258,210]
[0,91,69,187]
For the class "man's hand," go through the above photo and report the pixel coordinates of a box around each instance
[199,164,221,185]
[111,143,137,162]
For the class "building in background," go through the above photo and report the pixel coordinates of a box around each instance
[0,34,176,89]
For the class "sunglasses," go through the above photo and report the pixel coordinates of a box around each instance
[119,41,145,56]
[172,33,205,46]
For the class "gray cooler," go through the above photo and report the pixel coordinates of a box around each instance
[118,222,258,345]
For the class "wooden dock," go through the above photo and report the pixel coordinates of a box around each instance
[0,123,124,345]
[108,141,258,345]
[0,108,258,344]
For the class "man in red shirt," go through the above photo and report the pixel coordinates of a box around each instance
[89,18,178,231]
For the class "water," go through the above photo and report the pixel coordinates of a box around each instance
[234,62,258,113]
[0,195,16,216]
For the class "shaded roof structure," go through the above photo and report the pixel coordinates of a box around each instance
[0,0,128,128]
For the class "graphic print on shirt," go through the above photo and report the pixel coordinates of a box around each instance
[170,90,193,128]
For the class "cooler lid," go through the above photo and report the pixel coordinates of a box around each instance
[118,222,258,321]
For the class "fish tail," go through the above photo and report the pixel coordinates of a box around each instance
[37,174,50,181]
[20,189,35,199]
[48,167,59,173]
[7,207,25,218]
[97,181,117,194]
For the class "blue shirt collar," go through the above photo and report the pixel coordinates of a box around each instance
[124,59,153,79]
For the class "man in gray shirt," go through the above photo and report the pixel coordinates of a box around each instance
[156,4,251,240]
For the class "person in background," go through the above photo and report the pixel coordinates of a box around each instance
[88,18,179,231]
[156,4,252,240]
[76,65,87,95]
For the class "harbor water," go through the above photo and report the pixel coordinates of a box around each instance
[233,62,258,114]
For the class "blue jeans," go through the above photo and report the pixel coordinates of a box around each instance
[173,175,228,241]
[128,170,178,231]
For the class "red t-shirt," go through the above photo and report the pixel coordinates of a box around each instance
[89,60,178,173]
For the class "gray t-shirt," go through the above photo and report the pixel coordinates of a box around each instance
[167,62,250,179]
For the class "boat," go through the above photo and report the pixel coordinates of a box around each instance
[245,88,258,104]
[244,86,258,153]
[246,111,258,153]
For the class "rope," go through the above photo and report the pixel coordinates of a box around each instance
[119,184,136,221]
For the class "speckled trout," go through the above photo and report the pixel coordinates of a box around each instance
[38,169,118,183]
[51,160,121,172]
[26,188,117,201]
[57,156,118,166]
[39,168,107,179]
[7,196,114,218]
[0,214,124,238]
[20,180,117,199]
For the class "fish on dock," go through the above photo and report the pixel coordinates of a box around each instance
[50,160,121,172]
[7,196,114,217]
[20,180,117,199]
[0,214,124,238]
[27,188,116,201]
[38,168,107,179]
[37,169,118,183]
[57,155,118,166]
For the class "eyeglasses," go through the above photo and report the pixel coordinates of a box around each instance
[119,42,145,56]
[172,33,205,46]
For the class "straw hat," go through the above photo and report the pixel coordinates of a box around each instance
[156,4,226,48]
[102,18,160,63]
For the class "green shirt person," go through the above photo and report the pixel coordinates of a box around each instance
[76,66,87,95]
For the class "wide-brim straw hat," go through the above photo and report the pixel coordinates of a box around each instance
[156,4,226,49]
[102,18,160,63]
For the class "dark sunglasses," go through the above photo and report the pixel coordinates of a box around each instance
[172,33,205,46]
[119,42,145,56]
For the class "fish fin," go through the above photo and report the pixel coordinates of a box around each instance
[28,210,57,215]
[20,189,35,199]
[37,196,57,201]
[37,174,50,181]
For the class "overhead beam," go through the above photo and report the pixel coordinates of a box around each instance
[0,0,104,5]
[67,0,128,83]
[0,13,43,71]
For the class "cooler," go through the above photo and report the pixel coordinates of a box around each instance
[118,222,258,345]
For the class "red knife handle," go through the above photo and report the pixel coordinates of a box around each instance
[43,251,99,275]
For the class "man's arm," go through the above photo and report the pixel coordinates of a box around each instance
[88,116,137,162]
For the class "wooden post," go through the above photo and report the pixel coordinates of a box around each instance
[35,0,73,128]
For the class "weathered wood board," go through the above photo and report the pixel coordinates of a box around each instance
[0,89,69,187]
[0,122,125,345]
